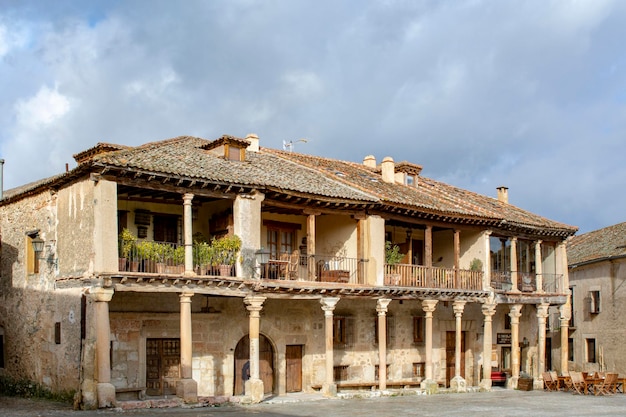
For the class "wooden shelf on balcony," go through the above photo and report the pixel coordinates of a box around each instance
[321,270,349,283]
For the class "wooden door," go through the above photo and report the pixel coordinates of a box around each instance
[546,337,552,371]
[445,331,465,387]
[146,338,180,396]
[286,345,303,392]
[234,335,274,395]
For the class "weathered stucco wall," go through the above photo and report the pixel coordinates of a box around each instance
[0,188,84,394]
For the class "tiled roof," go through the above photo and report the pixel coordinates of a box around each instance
[267,149,576,234]
[91,136,376,202]
[568,222,626,266]
[2,134,578,237]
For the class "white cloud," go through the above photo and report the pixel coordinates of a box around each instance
[15,84,71,127]
[0,22,28,58]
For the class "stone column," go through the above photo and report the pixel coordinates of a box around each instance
[559,303,571,374]
[234,191,265,279]
[320,297,340,396]
[450,300,467,392]
[421,299,438,393]
[376,299,392,390]
[510,237,519,292]
[535,240,543,293]
[508,304,523,388]
[244,295,267,403]
[480,302,497,390]
[176,292,198,402]
[183,193,195,276]
[92,287,115,408]
[536,303,550,388]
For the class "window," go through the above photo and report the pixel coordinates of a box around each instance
[153,215,179,243]
[333,317,346,345]
[589,290,601,314]
[568,338,574,362]
[504,313,511,330]
[586,338,596,363]
[570,286,575,327]
[412,362,425,378]
[333,365,348,381]
[413,316,424,344]
[333,315,354,348]
[264,220,300,259]
[26,234,39,274]
[54,322,61,345]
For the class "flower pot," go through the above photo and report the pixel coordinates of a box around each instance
[219,265,232,277]
[118,258,127,272]
[130,261,140,272]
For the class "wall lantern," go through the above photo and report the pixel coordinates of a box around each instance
[31,236,45,259]
[521,337,529,349]
[254,248,270,278]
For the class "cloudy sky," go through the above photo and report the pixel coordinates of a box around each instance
[1,0,625,234]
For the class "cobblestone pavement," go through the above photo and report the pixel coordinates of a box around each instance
[3,389,626,417]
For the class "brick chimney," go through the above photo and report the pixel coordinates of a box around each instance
[381,157,395,184]
[497,186,509,203]
[246,133,259,152]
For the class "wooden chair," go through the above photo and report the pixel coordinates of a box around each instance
[279,252,290,279]
[560,372,573,392]
[569,371,586,395]
[595,373,619,396]
[543,372,558,391]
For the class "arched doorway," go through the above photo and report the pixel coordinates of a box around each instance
[233,334,274,395]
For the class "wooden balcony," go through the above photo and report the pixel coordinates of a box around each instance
[384,264,483,291]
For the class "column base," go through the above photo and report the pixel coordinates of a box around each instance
[245,378,265,403]
[479,378,492,391]
[507,376,519,389]
[322,383,337,397]
[176,378,198,403]
[96,382,116,408]
[450,376,467,392]
[420,379,439,394]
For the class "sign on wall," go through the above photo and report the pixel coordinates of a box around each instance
[497,333,511,345]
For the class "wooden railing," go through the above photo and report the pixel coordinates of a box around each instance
[384,264,483,291]
[261,254,367,284]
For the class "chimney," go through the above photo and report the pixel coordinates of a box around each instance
[381,156,395,184]
[245,133,259,152]
[0,159,4,200]
[497,186,509,204]
[363,155,376,168]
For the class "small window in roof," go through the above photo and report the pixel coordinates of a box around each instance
[406,175,415,187]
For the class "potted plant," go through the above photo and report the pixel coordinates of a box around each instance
[385,241,404,285]
[212,234,242,276]
[172,245,185,274]
[119,228,137,271]
[136,240,164,273]
[194,241,214,275]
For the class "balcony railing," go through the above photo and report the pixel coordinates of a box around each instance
[384,264,483,291]
[262,254,366,284]
[491,270,512,291]
[542,273,563,294]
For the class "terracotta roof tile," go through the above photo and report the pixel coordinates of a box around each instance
[568,222,626,266]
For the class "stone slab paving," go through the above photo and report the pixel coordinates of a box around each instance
[3,389,626,416]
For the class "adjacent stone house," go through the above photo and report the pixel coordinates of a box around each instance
[0,134,577,408]
[566,222,626,374]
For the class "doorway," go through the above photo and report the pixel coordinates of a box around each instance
[546,337,552,371]
[146,338,180,396]
[446,331,466,386]
[234,335,275,395]
[286,345,303,392]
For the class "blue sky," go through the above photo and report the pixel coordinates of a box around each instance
[1,0,625,234]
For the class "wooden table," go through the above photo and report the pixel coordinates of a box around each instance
[557,375,571,391]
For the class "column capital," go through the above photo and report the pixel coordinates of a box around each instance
[559,303,571,321]
[320,297,340,313]
[509,304,523,322]
[482,302,497,317]
[376,298,392,315]
[90,287,114,302]
[422,299,438,314]
[183,193,194,202]
[484,229,492,237]
[179,292,194,303]
[535,239,543,247]
[244,295,266,312]
[536,302,550,319]
[452,300,466,317]
[510,236,518,243]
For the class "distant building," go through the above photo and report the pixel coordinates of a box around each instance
[0,134,577,408]
[567,222,626,374]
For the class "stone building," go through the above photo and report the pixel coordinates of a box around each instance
[566,222,626,374]
[0,134,577,408]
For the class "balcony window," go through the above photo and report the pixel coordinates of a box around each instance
[263,220,300,259]
[413,316,424,344]
[586,338,596,363]
[589,290,601,314]
[153,215,179,243]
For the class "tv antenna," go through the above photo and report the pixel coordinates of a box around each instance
[283,138,308,152]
